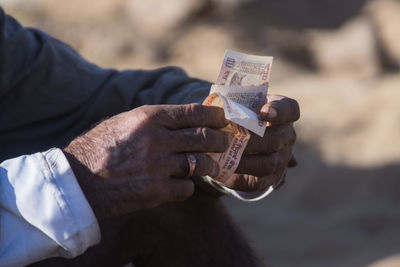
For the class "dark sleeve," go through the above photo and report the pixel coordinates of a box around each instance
[0,7,211,161]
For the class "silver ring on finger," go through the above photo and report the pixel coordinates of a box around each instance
[185,153,197,178]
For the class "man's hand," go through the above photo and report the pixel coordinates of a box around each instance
[64,104,229,219]
[221,94,300,192]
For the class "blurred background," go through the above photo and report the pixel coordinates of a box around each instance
[1,0,399,266]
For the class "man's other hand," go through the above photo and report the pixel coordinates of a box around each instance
[64,104,229,219]
[221,94,300,192]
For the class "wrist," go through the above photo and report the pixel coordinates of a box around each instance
[64,137,97,173]
[63,150,108,220]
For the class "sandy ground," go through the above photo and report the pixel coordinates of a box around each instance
[2,0,400,266]
[225,73,400,267]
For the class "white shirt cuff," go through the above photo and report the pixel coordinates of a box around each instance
[0,148,100,266]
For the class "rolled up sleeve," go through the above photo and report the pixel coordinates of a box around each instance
[0,148,100,266]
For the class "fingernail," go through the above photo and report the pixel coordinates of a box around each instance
[264,107,277,119]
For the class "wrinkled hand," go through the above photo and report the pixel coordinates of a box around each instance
[64,104,229,219]
[221,95,300,192]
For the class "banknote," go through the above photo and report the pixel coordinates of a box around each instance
[203,50,273,182]
[210,85,268,137]
[215,50,273,86]
[203,93,251,181]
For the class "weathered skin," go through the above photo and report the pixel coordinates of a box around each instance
[31,95,299,267]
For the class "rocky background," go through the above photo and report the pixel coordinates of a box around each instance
[2,0,400,266]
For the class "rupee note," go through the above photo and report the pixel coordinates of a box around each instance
[210,85,268,137]
[203,50,273,182]
[215,49,273,87]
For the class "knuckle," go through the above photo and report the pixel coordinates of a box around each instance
[186,103,201,112]
[137,105,161,125]
[137,105,153,118]
[165,103,204,128]
[196,127,212,148]
[185,103,202,120]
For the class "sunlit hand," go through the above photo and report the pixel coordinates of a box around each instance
[64,104,229,219]
[221,95,300,192]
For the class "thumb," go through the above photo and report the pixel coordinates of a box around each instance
[260,95,300,124]
[168,179,195,202]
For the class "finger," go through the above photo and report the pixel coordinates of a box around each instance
[245,124,296,154]
[171,127,230,153]
[222,174,276,192]
[260,95,300,124]
[162,103,227,129]
[236,148,292,177]
[224,162,288,192]
[166,179,195,202]
[169,153,219,178]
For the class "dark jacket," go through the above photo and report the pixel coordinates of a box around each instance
[0,7,210,161]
